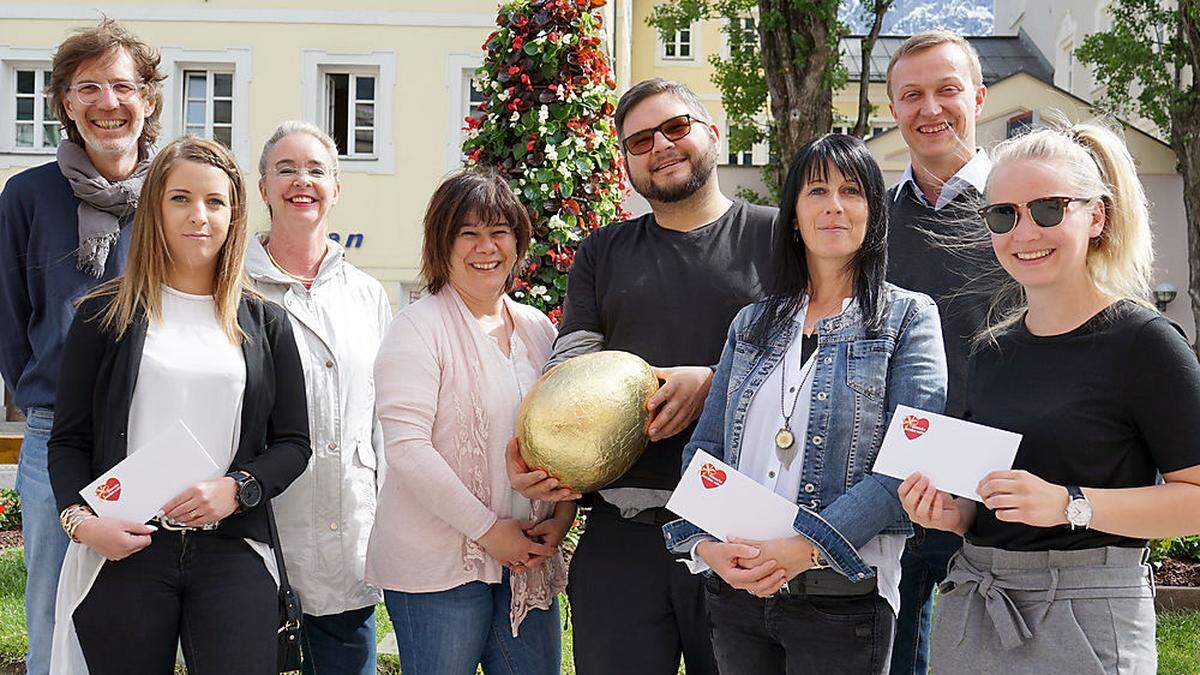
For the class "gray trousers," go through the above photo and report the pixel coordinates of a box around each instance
[931,542,1156,675]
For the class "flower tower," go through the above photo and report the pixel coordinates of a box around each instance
[463,0,628,321]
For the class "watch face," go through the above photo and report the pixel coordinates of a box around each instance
[241,479,263,508]
[1066,499,1092,527]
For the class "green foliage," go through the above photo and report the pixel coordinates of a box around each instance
[1076,0,1189,135]
[0,490,18,532]
[464,0,628,319]
[647,1,894,204]
[1154,536,1200,563]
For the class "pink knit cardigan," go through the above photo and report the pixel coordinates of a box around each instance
[365,287,567,635]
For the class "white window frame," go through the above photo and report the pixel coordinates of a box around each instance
[181,70,235,144]
[655,22,703,67]
[444,54,485,171]
[0,46,60,164]
[323,70,377,158]
[301,50,395,175]
[1055,14,1077,93]
[721,16,758,60]
[159,48,251,168]
[722,118,768,167]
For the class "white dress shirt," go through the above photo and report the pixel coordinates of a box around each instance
[894,149,992,211]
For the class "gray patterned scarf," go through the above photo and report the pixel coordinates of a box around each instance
[56,139,154,278]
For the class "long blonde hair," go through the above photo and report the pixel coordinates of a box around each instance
[978,120,1155,344]
[84,135,253,343]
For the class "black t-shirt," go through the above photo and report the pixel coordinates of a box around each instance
[558,199,778,490]
[965,301,1200,551]
[886,183,995,417]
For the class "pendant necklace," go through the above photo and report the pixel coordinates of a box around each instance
[776,334,818,468]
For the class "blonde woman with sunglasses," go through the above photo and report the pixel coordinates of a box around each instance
[899,123,1200,674]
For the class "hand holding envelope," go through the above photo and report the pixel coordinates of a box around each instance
[79,420,227,547]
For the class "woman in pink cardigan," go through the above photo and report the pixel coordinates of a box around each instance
[366,170,575,674]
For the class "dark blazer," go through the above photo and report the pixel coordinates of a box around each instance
[48,291,311,544]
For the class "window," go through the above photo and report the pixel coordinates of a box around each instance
[12,66,60,151]
[159,48,251,167]
[181,70,233,148]
[325,71,376,157]
[1006,110,1037,138]
[302,50,395,174]
[724,121,768,167]
[730,17,756,54]
[663,28,693,60]
[464,69,486,125]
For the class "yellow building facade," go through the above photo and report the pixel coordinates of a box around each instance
[0,1,1193,334]
[0,0,520,307]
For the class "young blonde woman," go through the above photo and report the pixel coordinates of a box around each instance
[900,123,1200,674]
[47,136,310,674]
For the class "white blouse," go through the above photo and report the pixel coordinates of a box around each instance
[689,298,905,614]
[51,287,277,675]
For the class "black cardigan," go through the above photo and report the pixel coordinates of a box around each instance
[48,292,311,544]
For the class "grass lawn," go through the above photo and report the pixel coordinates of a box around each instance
[0,546,1192,674]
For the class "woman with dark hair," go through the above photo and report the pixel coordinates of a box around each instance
[662,133,947,674]
[366,170,573,674]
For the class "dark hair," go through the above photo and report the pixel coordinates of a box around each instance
[420,170,532,295]
[747,134,889,347]
[48,17,165,147]
[613,78,712,140]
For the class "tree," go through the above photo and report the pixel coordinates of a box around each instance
[647,1,892,198]
[463,0,628,320]
[1078,0,1200,352]
[852,1,895,138]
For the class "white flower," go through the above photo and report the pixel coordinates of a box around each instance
[510,111,520,122]
[545,145,559,161]
[540,184,549,192]
[548,214,567,229]
[531,285,548,297]
[538,105,549,124]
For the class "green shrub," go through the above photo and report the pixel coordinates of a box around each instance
[1151,536,1200,563]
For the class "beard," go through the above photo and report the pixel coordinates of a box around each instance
[630,143,719,204]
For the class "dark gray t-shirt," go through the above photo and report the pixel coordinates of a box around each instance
[558,199,778,490]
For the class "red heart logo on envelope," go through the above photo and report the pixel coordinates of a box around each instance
[699,463,726,490]
[96,477,121,502]
[902,415,930,441]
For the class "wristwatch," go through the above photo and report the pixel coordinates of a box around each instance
[227,471,263,512]
[1064,485,1093,530]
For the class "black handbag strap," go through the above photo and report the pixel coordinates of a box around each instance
[265,501,293,594]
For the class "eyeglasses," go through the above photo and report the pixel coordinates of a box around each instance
[621,114,699,156]
[978,196,1095,235]
[268,166,334,181]
[67,81,145,105]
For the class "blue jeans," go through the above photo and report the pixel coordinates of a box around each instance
[15,408,70,675]
[383,570,561,675]
[889,527,962,675]
[300,606,377,675]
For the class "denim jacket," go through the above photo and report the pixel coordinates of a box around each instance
[662,284,947,581]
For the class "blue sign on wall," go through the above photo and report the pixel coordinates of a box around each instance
[328,233,365,249]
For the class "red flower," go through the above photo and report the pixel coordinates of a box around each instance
[508,65,521,75]
[513,36,524,50]
[526,140,536,152]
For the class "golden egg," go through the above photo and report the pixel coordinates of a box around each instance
[516,351,660,493]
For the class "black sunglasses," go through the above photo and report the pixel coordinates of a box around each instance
[621,114,699,156]
[978,196,1094,235]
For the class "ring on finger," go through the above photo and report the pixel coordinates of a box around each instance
[188,509,199,521]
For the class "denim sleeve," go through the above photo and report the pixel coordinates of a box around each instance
[0,180,33,394]
[662,316,738,556]
[794,301,948,580]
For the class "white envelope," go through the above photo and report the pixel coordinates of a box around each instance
[667,450,800,541]
[871,405,1021,501]
[81,419,223,523]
